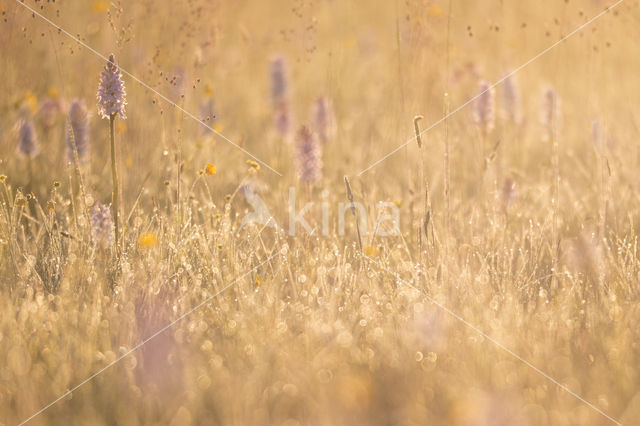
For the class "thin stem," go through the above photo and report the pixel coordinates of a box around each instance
[69,124,91,242]
[551,123,559,294]
[27,158,33,191]
[443,93,451,285]
[344,177,362,251]
[443,0,452,286]
[109,114,120,252]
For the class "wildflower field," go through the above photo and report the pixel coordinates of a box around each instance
[1,0,640,424]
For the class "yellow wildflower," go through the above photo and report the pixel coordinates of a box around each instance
[138,232,158,248]
[363,245,380,258]
[205,164,216,176]
[427,5,443,17]
[247,159,261,172]
[24,91,37,114]
[47,87,59,99]
[254,276,263,288]
[92,1,109,13]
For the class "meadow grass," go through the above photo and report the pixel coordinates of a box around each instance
[1,0,639,424]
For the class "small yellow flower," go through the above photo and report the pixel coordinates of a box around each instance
[0,175,6,184]
[205,164,216,176]
[392,199,403,208]
[138,232,158,248]
[247,159,261,172]
[254,276,263,287]
[47,87,59,99]
[212,123,223,133]
[92,1,109,13]
[204,83,214,97]
[363,245,380,258]
[47,200,56,211]
[427,5,443,17]
[23,91,37,114]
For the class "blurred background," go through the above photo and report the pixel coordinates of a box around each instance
[1,0,639,425]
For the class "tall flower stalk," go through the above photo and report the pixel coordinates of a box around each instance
[67,99,90,164]
[312,96,336,144]
[474,81,495,139]
[18,118,39,159]
[295,125,322,185]
[474,81,496,176]
[271,55,292,139]
[474,81,498,213]
[17,116,39,194]
[542,87,560,294]
[500,73,521,125]
[66,99,91,233]
[97,54,127,249]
